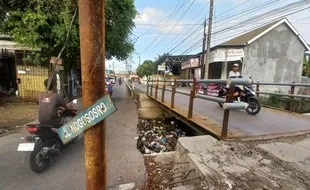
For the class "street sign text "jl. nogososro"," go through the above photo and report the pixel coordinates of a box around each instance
[57,95,117,144]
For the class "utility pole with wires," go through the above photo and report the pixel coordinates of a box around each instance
[204,0,214,79]
[200,18,207,79]
[78,0,106,189]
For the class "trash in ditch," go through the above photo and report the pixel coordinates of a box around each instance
[136,118,186,154]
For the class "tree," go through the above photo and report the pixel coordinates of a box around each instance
[303,53,310,78]
[0,0,137,68]
[136,60,156,77]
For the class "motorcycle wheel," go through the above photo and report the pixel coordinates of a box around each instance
[246,98,261,115]
[29,142,51,173]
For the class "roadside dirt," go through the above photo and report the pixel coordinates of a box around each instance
[0,97,38,135]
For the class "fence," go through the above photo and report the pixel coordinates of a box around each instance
[146,78,252,138]
[254,82,310,112]
[126,79,135,97]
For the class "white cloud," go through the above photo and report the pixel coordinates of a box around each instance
[134,7,188,34]
[134,7,165,25]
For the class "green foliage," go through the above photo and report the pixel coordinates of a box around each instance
[0,0,137,69]
[260,92,289,109]
[136,60,156,77]
[303,53,310,77]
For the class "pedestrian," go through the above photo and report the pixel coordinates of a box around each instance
[107,82,113,98]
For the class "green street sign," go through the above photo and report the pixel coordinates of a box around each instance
[57,95,117,144]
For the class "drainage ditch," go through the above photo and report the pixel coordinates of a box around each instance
[136,117,196,154]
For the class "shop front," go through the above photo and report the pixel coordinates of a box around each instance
[181,57,201,80]
[207,47,244,79]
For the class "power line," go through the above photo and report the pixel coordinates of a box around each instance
[135,23,202,26]
[182,1,310,54]
[167,23,204,53]
[160,1,210,53]
[143,0,187,52]
[162,0,271,55]
[145,0,197,54]
[136,0,182,38]
[212,0,310,37]
[294,15,310,22]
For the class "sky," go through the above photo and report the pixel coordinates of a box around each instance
[107,0,310,73]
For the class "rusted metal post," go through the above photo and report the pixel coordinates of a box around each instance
[146,77,149,95]
[150,79,153,97]
[171,78,176,108]
[188,78,196,118]
[289,82,295,112]
[221,84,234,138]
[161,79,166,102]
[78,0,106,189]
[155,79,159,99]
[256,82,260,98]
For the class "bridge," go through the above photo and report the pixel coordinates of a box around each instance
[128,78,310,140]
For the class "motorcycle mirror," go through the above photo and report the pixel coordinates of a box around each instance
[72,99,78,104]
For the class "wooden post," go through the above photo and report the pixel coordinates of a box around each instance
[171,79,176,108]
[289,82,295,112]
[155,79,159,99]
[256,82,260,98]
[161,79,166,102]
[188,78,196,118]
[221,84,234,138]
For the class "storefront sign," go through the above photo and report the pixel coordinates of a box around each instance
[158,63,166,71]
[57,95,117,144]
[181,58,200,69]
[210,48,244,63]
[50,57,63,65]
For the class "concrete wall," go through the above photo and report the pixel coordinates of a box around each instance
[243,23,305,93]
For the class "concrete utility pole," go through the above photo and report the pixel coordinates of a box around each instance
[200,18,207,79]
[138,53,141,66]
[78,0,106,189]
[204,0,214,79]
[112,62,115,73]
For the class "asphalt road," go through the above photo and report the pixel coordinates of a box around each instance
[135,83,310,136]
[0,83,144,190]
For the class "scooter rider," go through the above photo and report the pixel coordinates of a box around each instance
[228,63,242,98]
[38,79,75,127]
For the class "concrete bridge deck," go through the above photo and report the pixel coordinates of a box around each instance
[134,83,310,140]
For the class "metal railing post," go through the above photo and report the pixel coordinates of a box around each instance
[289,82,295,112]
[221,84,234,138]
[188,78,196,118]
[155,79,159,99]
[131,82,134,97]
[150,81,153,97]
[256,81,260,98]
[146,77,149,95]
[171,78,176,108]
[161,79,166,102]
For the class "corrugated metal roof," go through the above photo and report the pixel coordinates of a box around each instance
[220,20,281,46]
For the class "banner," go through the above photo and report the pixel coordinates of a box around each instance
[206,84,221,97]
